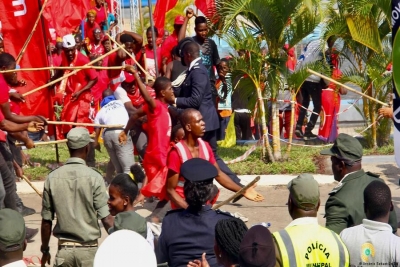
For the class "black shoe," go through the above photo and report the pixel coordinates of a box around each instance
[295,128,304,138]
[17,204,36,217]
[26,227,39,241]
[304,131,318,140]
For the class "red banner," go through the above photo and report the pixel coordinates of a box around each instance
[195,0,216,20]
[0,0,51,118]
[43,0,90,37]
[153,0,178,30]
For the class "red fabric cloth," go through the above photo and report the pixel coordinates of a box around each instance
[94,6,107,26]
[153,0,178,30]
[195,0,216,19]
[0,0,51,119]
[318,69,342,142]
[127,86,156,109]
[140,100,171,199]
[88,42,105,56]
[136,45,162,77]
[0,76,9,142]
[286,57,296,71]
[91,69,109,103]
[167,139,216,209]
[60,52,97,134]
[84,21,100,43]
[161,32,179,64]
[43,0,91,37]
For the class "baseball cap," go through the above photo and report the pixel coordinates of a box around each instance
[174,15,185,25]
[320,133,363,162]
[239,225,275,267]
[180,158,218,183]
[0,209,26,252]
[123,71,135,83]
[62,34,76,48]
[287,174,320,211]
[67,127,93,149]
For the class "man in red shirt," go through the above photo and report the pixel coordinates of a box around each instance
[166,108,264,209]
[161,15,184,68]
[87,28,105,56]
[119,67,174,202]
[51,34,98,135]
[107,31,143,91]
[136,26,162,79]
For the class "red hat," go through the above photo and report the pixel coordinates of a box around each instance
[174,15,185,25]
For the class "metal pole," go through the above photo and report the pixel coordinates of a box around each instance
[148,0,159,77]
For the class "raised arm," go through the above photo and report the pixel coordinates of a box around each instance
[125,65,156,111]
[178,8,195,41]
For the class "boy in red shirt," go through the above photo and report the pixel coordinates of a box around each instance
[119,67,175,201]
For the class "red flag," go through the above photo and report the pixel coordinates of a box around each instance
[0,0,51,118]
[195,0,216,20]
[153,0,178,30]
[43,0,91,37]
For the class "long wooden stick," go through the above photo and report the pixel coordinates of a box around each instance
[106,33,151,77]
[47,121,124,128]
[16,139,68,147]
[23,45,124,97]
[307,69,389,107]
[16,0,50,64]
[0,66,125,73]
[20,175,42,198]
[212,176,260,210]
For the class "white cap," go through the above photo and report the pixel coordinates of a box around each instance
[62,34,76,48]
[94,230,157,267]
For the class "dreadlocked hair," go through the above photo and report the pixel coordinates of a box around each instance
[215,218,248,264]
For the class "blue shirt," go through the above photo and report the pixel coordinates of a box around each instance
[103,13,116,31]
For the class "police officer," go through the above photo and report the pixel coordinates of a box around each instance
[156,158,233,267]
[40,128,114,267]
[273,174,350,266]
[320,133,397,234]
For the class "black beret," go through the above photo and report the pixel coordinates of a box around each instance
[180,158,218,182]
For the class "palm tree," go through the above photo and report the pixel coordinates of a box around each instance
[216,0,322,161]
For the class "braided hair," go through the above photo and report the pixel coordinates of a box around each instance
[215,218,248,264]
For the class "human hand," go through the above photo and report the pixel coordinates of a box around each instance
[9,91,25,102]
[378,107,393,119]
[133,193,145,206]
[94,141,101,152]
[41,252,51,267]
[119,131,127,145]
[14,164,24,178]
[186,8,195,19]
[27,122,44,132]
[243,184,264,202]
[25,138,35,149]
[34,115,48,125]
[124,65,137,75]
[71,91,81,102]
[17,79,27,87]
[187,253,210,267]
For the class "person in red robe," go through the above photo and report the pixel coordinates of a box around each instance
[318,51,347,143]
[51,34,98,136]
[84,9,100,44]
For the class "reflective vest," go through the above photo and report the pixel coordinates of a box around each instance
[273,224,349,267]
[171,139,210,209]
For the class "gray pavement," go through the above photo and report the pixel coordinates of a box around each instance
[19,157,400,265]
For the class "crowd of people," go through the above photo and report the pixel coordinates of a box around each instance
[0,0,399,266]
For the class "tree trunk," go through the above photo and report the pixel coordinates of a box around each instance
[256,86,274,162]
[285,91,296,158]
[271,100,282,160]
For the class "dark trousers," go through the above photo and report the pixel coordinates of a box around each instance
[0,142,17,210]
[234,112,252,140]
[296,81,322,130]
[203,130,241,185]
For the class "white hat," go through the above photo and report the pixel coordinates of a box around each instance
[62,34,76,48]
[94,230,157,267]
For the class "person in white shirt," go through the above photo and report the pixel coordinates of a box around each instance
[340,181,400,266]
[0,209,27,267]
[94,89,134,182]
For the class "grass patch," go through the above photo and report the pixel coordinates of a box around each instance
[23,142,395,181]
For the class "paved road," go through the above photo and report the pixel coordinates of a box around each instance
[20,158,400,265]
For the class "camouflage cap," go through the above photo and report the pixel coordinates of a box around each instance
[320,133,363,163]
[287,174,320,211]
[67,127,93,149]
[0,209,26,252]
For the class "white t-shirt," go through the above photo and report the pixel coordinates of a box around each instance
[113,86,131,104]
[94,100,129,127]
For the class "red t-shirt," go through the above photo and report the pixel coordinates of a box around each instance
[161,32,179,64]
[84,21,100,43]
[127,86,155,109]
[136,45,162,77]
[142,100,171,166]
[89,42,105,56]
[0,75,9,141]
[167,141,216,174]
[94,6,107,26]
[61,52,97,94]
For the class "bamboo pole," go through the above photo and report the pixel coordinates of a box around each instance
[105,33,151,78]
[20,175,42,198]
[16,139,68,147]
[23,45,124,97]
[16,0,50,64]
[307,69,389,107]
[0,66,125,73]
[47,121,124,128]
